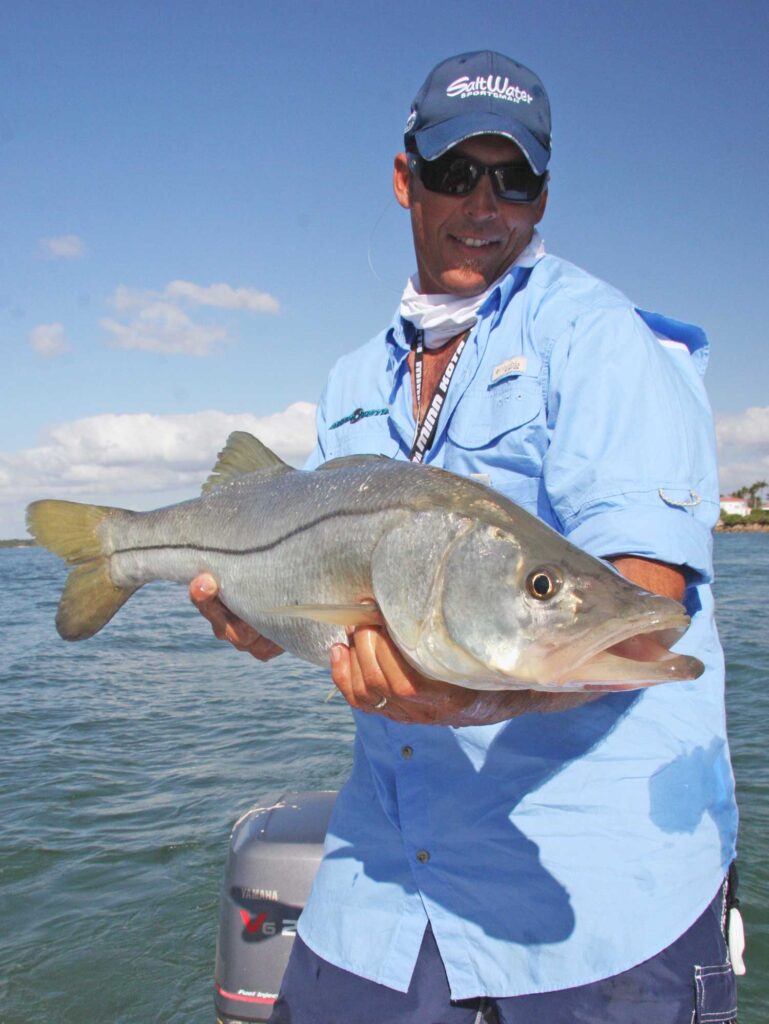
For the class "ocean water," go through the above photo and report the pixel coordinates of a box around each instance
[0,535,766,1023]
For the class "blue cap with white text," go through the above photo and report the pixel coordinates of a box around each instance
[404,51,551,174]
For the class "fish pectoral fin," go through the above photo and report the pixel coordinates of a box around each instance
[262,602,384,626]
[202,432,291,494]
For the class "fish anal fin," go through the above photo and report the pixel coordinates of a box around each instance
[203,432,291,493]
[262,602,384,627]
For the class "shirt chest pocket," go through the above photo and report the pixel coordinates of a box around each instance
[324,412,397,461]
[446,376,547,475]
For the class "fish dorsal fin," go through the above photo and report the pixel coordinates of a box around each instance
[317,454,392,471]
[202,431,290,493]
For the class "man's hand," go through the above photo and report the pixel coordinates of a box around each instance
[189,574,284,661]
[330,626,595,726]
[330,555,687,726]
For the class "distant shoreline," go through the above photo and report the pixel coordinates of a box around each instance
[0,539,35,548]
[715,523,769,533]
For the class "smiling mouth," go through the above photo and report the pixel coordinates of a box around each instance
[451,235,498,249]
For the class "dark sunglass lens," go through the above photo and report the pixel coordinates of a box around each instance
[438,157,477,195]
[495,164,544,201]
[414,153,544,202]
[420,155,477,195]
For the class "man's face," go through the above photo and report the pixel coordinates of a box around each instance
[393,134,547,297]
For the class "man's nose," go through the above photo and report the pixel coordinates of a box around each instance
[463,172,499,218]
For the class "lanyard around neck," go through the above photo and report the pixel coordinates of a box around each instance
[409,330,468,463]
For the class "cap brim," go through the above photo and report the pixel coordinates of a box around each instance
[412,113,550,175]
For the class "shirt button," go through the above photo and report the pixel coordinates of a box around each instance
[416,849,430,864]
[401,745,413,759]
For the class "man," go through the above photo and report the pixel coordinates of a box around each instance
[193,52,739,1023]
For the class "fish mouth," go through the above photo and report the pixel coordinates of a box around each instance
[545,608,704,691]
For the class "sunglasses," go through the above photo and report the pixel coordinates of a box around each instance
[408,152,547,204]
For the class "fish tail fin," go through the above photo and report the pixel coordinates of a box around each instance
[56,560,139,640]
[26,499,139,640]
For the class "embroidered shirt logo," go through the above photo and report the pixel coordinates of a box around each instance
[446,75,534,104]
[492,356,527,382]
[330,407,388,430]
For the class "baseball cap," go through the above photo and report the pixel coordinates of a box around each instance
[404,50,551,175]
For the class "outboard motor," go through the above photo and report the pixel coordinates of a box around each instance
[214,788,500,1024]
[214,790,337,1024]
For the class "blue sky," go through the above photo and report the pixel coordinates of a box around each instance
[2,0,768,536]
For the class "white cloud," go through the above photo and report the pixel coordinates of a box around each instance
[165,280,279,313]
[104,279,279,356]
[111,285,148,313]
[29,323,71,357]
[716,406,769,493]
[0,403,317,538]
[102,301,228,356]
[716,406,769,451]
[40,234,86,259]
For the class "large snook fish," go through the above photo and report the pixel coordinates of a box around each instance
[27,432,703,692]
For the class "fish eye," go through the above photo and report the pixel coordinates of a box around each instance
[526,568,562,600]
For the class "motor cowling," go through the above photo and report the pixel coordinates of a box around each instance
[214,790,337,1023]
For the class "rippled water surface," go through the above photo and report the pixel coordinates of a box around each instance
[1,536,766,1022]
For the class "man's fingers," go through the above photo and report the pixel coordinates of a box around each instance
[189,575,231,640]
[189,573,284,661]
[348,628,391,701]
[358,629,423,701]
[330,644,358,705]
[331,641,390,714]
[330,629,434,720]
[189,573,220,610]
[245,635,285,660]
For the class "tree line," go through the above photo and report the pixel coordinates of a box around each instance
[730,481,768,509]
[720,480,769,527]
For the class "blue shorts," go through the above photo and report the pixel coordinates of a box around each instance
[268,883,737,1024]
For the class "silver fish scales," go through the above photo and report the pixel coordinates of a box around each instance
[26,432,703,691]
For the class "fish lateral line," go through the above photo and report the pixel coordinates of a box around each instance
[110,504,419,559]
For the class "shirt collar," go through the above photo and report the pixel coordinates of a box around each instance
[388,231,546,358]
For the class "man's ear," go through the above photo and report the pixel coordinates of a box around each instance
[532,185,548,224]
[393,152,411,210]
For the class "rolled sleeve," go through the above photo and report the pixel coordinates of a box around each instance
[543,303,719,580]
[565,497,716,583]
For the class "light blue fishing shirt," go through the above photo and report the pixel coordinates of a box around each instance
[297,252,738,998]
